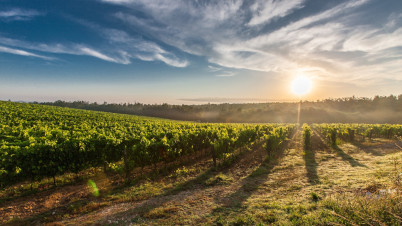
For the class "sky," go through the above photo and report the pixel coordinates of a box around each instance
[0,0,401,104]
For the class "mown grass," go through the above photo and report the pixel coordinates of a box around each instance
[203,138,401,226]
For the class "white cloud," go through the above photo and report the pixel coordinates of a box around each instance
[79,47,130,64]
[207,65,222,72]
[248,0,305,26]
[112,0,244,56]
[122,0,398,83]
[0,31,188,67]
[0,8,41,21]
[216,71,235,77]
[0,45,53,60]
[4,0,401,82]
[0,10,189,67]
[343,28,402,52]
[207,65,234,77]
[154,53,188,67]
[100,28,188,67]
[134,52,188,67]
[61,16,189,67]
[0,36,130,64]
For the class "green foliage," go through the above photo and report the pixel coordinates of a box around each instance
[0,101,296,186]
[1,100,399,187]
[313,123,402,144]
[302,124,311,150]
[264,126,295,154]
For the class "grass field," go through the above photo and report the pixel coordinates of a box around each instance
[1,126,401,225]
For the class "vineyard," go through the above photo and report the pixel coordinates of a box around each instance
[0,101,295,187]
[313,123,402,144]
[1,101,401,225]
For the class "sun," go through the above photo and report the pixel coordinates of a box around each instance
[291,76,312,96]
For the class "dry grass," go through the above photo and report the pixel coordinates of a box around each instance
[1,132,401,225]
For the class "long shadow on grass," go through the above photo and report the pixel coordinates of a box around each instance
[216,137,294,210]
[217,155,280,209]
[303,148,319,185]
[332,145,367,167]
[96,147,264,223]
[352,140,402,156]
[303,132,326,185]
[5,153,215,225]
[7,167,220,225]
[353,142,384,156]
[103,168,221,222]
[99,142,269,223]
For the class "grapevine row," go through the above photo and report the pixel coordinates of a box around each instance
[0,101,295,186]
[312,123,402,145]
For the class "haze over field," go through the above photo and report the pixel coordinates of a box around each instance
[45,96,402,123]
[1,0,402,104]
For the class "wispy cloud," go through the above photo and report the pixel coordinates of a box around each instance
[103,0,402,83]
[207,65,222,72]
[100,28,188,67]
[2,0,401,82]
[0,8,41,21]
[0,11,188,67]
[0,36,129,64]
[58,16,188,67]
[248,0,305,26]
[79,46,130,64]
[0,32,188,66]
[207,65,235,77]
[0,45,53,60]
[216,71,235,77]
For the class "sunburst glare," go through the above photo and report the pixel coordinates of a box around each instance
[291,76,313,96]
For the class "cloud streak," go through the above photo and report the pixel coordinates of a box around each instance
[103,0,402,83]
[79,46,130,64]
[0,13,188,67]
[0,36,129,64]
[0,45,52,60]
[1,0,401,82]
[100,28,188,67]
[65,16,189,67]
[248,0,305,26]
[207,65,235,77]
[0,32,187,67]
[0,8,41,21]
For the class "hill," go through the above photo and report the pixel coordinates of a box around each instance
[42,95,402,123]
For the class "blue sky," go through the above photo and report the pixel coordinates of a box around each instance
[1,0,401,104]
